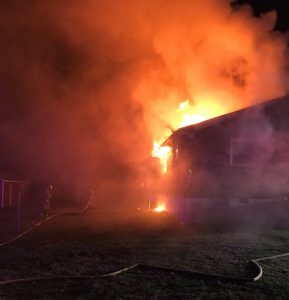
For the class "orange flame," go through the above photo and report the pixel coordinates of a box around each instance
[152,97,227,173]
[153,203,166,213]
[130,4,287,176]
[152,141,171,174]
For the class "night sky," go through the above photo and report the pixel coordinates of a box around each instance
[232,0,289,32]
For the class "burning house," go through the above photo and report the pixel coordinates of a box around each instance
[160,95,289,221]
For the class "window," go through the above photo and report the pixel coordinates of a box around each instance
[230,138,271,166]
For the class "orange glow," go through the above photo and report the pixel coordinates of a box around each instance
[153,203,166,213]
[177,98,225,128]
[130,2,287,175]
[152,141,171,174]
[177,99,206,127]
[151,97,227,173]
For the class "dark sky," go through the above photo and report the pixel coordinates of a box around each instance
[231,0,289,32]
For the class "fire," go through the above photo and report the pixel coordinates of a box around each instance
[177,99,207,127]
[152,97,227,173]
[152,141,171,174]
[130,3,287,177]
[153,203,166,213]
[177,97,226,128]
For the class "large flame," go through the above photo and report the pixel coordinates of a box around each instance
[152,142,171,174]
[177,98,225,128]
[131,2,287,176]
[152,97,228,173]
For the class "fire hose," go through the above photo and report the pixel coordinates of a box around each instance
[0,193,92,248]
[0,195,289,286]
[1,253,289,286]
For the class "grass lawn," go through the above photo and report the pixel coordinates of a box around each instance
[0,211,289,299]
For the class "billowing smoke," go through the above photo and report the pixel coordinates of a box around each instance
[134,1,289,142]
[0,0,288,187]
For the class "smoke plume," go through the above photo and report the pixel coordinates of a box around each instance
[0,0,288,185]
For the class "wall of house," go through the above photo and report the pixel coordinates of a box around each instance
[169,99,289,199]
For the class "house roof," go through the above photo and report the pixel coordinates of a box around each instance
[162,94,289,146]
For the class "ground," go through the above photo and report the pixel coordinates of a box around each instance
[0,211,289,299]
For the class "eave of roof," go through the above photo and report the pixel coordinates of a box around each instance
[162,94,289,146]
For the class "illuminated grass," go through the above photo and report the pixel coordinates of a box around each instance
[0,212,289,299]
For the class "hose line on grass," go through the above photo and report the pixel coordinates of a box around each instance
[0,196,92,248]
[0,250,288,285]
[0,258,275,286]
[0,201,289,285]
[0,214,58,248]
